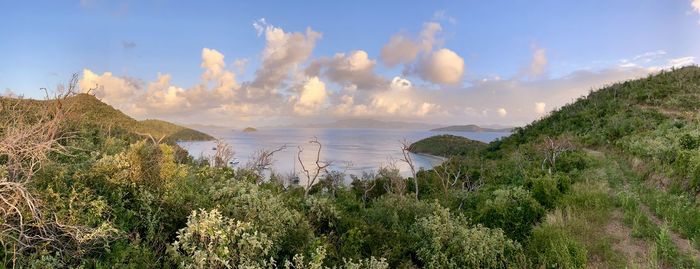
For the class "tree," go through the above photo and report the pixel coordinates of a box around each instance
[211,139,234,168]
[538,135,575,174]
[0,75,116,265]
[246,145,287,182]
[298,137,331,197]
[399,139,418,200]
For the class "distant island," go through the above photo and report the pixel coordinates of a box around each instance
[409,134,487,157]
[242,127,258,132]
[431,124,513,132]
[277,118,442,130]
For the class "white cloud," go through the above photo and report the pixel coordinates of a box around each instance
[666,57,696,69]
[414,48,465,84]
[79,69,139,105]
[248,22,322,98]
[253,18,268,36]
[390,76,412,90]
[201,48,226,81]
[534,102,546,114]
[497,108,507,117]
[526,46,548,78]
[2,88,16,97]
[293,76,327,115]
[380,22,441,67]
[313,50,386,90]
[75,22,685,127]
[693,0,700,13]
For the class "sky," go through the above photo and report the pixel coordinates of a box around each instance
[1,0,699,127]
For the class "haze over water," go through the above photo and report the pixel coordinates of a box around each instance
[179,128,510,182]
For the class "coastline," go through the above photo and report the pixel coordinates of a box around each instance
[412,152,448,162]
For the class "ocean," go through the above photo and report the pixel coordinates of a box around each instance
[178,128,510,184]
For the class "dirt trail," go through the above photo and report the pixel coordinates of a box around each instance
[585,148,699,265]
[637,203,700,261]
[604,210,654,268]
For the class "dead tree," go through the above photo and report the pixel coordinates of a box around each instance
[211,139,234,168]
[0,75,116,265]
[353,171,378,203]
[298,137,331,197]
[246,145,287,182]
[400,139,419,200]
[538,135,574,174]
[379,159,406,196]
[434,162,462,199]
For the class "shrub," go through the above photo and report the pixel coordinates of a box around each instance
[528,225,587,269]
[211,181,312,258]
[478,187,545,241]
[527,175,562,209]
[413,206,526,268]
[168,209,273,268]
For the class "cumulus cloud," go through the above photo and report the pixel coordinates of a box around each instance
[76,21,687,127]
[534,102,546,114]
[79,69,139,105]
[329,76,441,117]
[414,48,465,84]
[249,23,321,95]
[693,0,700,13]
[310,50,386,90]
[380,22,441,67]
[497,108,507,117]
[293,77,327,115]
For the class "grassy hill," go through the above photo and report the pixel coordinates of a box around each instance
[409,134,486,157]
[430,124,513,132]
[3,93,213,142]
[419,66,700,267]
[5,67,700,268]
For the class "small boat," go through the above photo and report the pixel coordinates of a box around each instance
[212,147,217,150]
[229,158,240,166]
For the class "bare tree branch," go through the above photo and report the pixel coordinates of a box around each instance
[298,137,331,197]
[400,139,418,200]
[211,139,235,168]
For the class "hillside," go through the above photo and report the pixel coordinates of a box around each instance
[5,67,700,268]
[4,93,213,142]
[431,124,513,132]
[409,134,486,157]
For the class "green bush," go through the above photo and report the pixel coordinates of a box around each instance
[413,206,526,268]
[478,187,545,241]
[528,225,587,269]
[168,209,273,268]
[527,175,562,209]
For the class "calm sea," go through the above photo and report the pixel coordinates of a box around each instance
[178,128,510,182]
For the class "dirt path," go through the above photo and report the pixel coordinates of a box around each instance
[604,210,654,268]
[637,203,700,261]
[585,148,699,266]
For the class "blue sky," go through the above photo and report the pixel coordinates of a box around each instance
[1,1,699,126]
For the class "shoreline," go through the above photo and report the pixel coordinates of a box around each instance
[412,152,448,162]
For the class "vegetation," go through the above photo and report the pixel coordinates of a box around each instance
[430,124,513,132]
[409,134,486,157]
[3,66,700,267]
[243,127,259,132]
[21,93,214,142]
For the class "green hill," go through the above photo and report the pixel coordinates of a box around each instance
[3,93,213,142]
[409,134,486,157]
[430,124,513,132]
